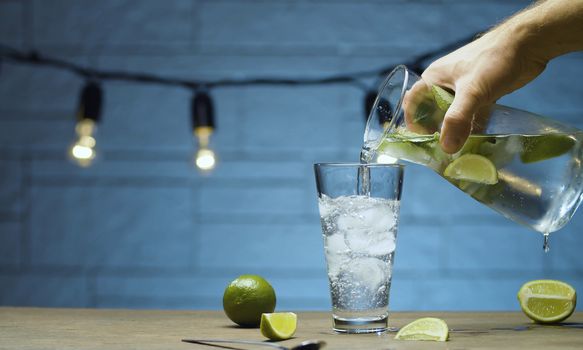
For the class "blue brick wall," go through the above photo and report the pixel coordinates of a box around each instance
[1,0,583,312]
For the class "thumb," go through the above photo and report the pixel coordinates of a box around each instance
[439,89,481,153]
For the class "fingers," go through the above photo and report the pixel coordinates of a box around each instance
[471,105,492,134]
[439,89,481,153]
[403,81,434,134]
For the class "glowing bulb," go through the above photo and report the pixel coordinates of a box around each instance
[71,144,94,160]
[69,119,97,167]
[376,154,398,164]
[69,142,95,167]
[195,148,216,171]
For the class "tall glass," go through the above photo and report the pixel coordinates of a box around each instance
[314,163,403,333]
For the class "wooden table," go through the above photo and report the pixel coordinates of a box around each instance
[1,308,582,349]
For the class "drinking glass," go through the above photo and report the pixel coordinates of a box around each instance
[314,163,404,333]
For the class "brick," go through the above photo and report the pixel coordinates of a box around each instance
[196,223,325,271]
[269,276,329,311]
[443,224,544,271]
[95,294,197,309]
[300,148,360,166]
[0,119,74,150]
[28,185,193,269]
[96,275,205,299]
[97,84,192,151]
[2,0,582,314]
[204,89,249,152]
[95,275,204,309]
[389,277,525,311]
[210,160,306,180]
[95,54,344,78]
[335,87,371,156]
[0,0,24,48]
[90,55,357,154]
[95,274,328,310]
[241,87,348,152]
[499,55,583,118]
[0,61,87,115]
[0,273,88,307]
[0,222,21,265]
[198,1,448,54]
[88,86,241,154]
[445,2,529,40]
[198,184,306,217]
[32,0,192,51]
[548,213,583,273]
[31,159,193,180]
[393,223,442,272]
[0,159,22,215]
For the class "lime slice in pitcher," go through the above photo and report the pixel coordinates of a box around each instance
[377,139,432,164]
[443,154,498,184]
[520,134,575,163]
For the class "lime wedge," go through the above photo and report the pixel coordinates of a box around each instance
[395,317,449,342]
[431,85,454,112]
[520,134,575,163]
[378,132,439,163]
[377,139,432,164]
[260,312,297,340]
[443,154,498,184]
[518,280,577,324]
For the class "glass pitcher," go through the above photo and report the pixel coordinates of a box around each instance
[362,65,583,241]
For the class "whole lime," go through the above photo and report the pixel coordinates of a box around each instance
[222,275,276,327]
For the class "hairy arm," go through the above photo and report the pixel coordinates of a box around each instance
[423,0,583,153]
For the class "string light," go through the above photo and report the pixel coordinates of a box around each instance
[191,91,216,172]
[0,32,477,98]
[0,33,479,172]
[68,81,102,167]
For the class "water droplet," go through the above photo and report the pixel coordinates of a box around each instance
[543,233,550,253]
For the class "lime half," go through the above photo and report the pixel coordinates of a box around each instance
[431,85,454,112]
[518,279,576,324]
[520,134,575,163]
[260,312,297,340]
[443,154,498,184]
[395,317,449,342]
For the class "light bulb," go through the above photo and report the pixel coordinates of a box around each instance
[68,82,102,168]
[376,153,398,164]
[69,119,97,167]
[191,91,218,173]
[195,148,216,171]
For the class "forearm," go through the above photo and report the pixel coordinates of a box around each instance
[499,0,583,60]
[484,0,583,64]
[422,0,583,153]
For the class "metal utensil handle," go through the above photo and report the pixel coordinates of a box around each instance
[182,338,288,350]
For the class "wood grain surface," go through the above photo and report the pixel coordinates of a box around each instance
[1,308,582,349]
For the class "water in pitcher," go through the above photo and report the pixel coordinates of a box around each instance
[361,131,583,251]
[362,66,583,251]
